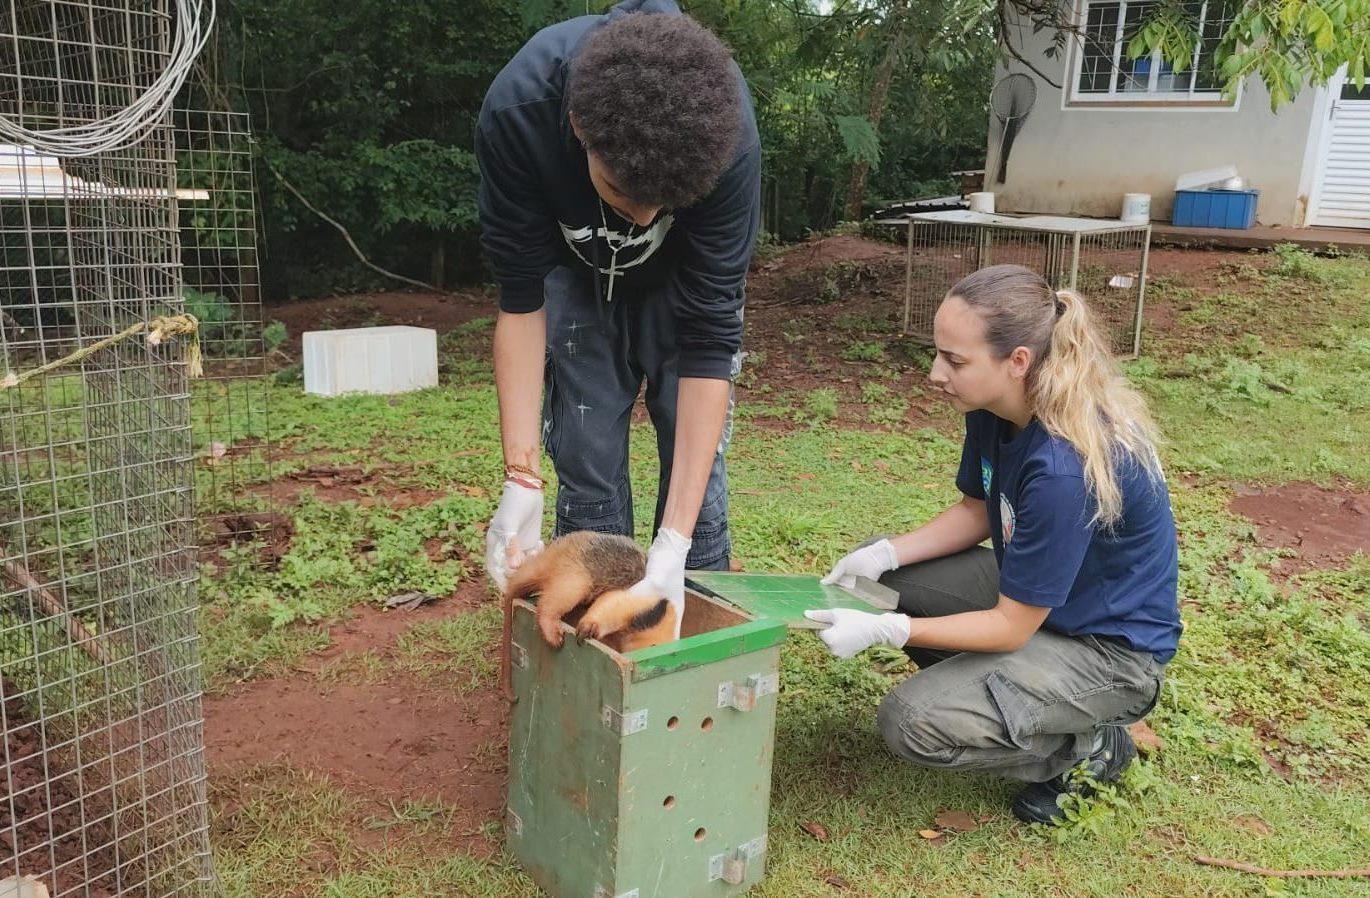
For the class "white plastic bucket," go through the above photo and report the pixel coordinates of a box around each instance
[967,192,995,213]
[1121,192,1151,224]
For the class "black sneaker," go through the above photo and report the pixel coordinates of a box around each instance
[1011,725,1137,825]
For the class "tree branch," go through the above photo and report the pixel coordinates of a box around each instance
[261,157,459,297]
[3,557,112,664]
[1193,856,1370,879]
[997,0,1063,89]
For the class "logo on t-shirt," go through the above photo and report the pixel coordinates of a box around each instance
[980,458,993,497]
[1000,494,1016,544]
[559,213,675,276]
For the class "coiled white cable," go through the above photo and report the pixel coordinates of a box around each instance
[0,0,216,157]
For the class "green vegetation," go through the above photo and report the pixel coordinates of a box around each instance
[1131,247,1370,483]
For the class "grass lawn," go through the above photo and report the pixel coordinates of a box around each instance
[202,244,1370,897]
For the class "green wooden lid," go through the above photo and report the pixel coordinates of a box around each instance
[625,573,901,682]
[684,571,899,630]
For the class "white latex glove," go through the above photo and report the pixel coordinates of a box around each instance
[484,481,544,591]
[820,539,899,589]
[629,527,691,638]
[803,608,912,659]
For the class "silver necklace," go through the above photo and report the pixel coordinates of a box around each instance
[598,200,636,305]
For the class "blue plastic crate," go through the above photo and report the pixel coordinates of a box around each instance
[1172,188,1259,229]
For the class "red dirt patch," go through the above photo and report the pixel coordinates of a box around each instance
[203,581,507,856]
[201,510,295,569]
[252,238,1269,438]
[1,685,116,897]
[1229,482,1370,573]
[742,235,947,433]
[264,288,495,356]
[250,464,445,509]
[1145,246,1270,291]
[737,237,1268,433]
[761,233,905,271]
[303,590,489,663]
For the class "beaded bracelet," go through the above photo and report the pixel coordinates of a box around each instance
[504,461,543,490]
[505,462,541,481]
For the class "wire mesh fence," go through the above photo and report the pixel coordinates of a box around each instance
[174,107,273,523]
[174,104,285,620]
[881,211,1152,357]
[1,2,217,896]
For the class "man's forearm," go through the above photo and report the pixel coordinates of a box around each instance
[660,376,731,537]
[493,309,547,473]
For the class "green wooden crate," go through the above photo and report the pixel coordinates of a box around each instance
[507,573,889,898]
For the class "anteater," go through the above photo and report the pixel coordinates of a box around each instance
[500,530,675,700]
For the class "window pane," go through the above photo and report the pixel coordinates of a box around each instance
[1155,57,1196,93]
[1078,2,1122,93]
[1118,1,1155,92]
[1194,0,1235,92]
[1341,79,1370,101]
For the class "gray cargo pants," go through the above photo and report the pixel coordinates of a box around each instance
[873,546,1165,783]
[540,266,735,570]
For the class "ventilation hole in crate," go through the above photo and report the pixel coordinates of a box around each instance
[667,716,680,730]
[663,796,676,809]
[694,827,707,842]
[700,716,714,731]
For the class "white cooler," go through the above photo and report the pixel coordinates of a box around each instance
[302,325,439,397]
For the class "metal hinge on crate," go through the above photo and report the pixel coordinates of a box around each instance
[510,640,528,670]
[708,834,767,885]
[593,887,639,898]
[505,807,523,837]
[601,703,649,735]
[717,673,779,712]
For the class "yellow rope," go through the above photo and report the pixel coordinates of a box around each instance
[0,313,202,390]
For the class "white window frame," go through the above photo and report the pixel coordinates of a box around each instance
[1066,0,1238,107]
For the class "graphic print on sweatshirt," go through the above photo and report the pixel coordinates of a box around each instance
[559,212,676,276]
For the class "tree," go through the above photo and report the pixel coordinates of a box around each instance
[690,0,996,234]
[840,0,998,220]
[843,0,910,222]
[217,0,532,295]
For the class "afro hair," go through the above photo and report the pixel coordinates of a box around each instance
[568,12,743,209]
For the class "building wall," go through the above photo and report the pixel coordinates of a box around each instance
[991,17,1322,227]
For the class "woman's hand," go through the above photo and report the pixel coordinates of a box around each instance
[803,608,911,659]
[820,539,899,589]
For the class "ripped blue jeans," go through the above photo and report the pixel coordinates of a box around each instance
[540,266,735,570]
[873,547,1165,783]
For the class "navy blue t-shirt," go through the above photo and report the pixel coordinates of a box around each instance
[955,411,1181,662]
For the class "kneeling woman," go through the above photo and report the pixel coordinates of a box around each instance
[806,264,1180,824]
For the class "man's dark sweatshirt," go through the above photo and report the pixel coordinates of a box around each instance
[475,0,761,380]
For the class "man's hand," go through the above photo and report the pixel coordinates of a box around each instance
[485,481,544,591]
[803,608,911,659]
[820,539,899,589]
[629,528,691,638]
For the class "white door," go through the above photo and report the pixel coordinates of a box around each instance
[1309,72,1370,228]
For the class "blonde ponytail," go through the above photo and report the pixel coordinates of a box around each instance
[1033,289,1160,526]
[945,266,1162,528]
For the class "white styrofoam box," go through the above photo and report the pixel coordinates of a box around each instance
[303,325,439,397]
